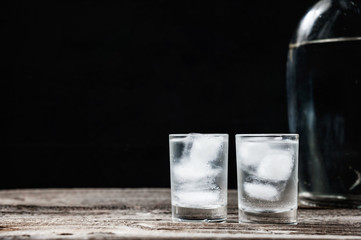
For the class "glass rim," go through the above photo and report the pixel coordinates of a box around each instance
[169,133,229,137]
[236,134,299,138]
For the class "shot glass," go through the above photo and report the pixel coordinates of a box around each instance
[169,133,228,222]
[236,134,299,224]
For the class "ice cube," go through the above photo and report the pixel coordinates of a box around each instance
[238,141,271,167]
[173,159,206,181]
[256,150,294,181]
[244,182,279,201]
[189,135,223,164]
[174,190,220,206]
[173,134,223,192]
[173,158,221,182]
[179,180,219,192]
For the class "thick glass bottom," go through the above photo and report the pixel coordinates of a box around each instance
[299,192,361,208]
[172,205,227,223]
[239,208,297,224]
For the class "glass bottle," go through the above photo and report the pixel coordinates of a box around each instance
[287,0,361,207]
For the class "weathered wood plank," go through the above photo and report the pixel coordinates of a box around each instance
[0,189,360,239]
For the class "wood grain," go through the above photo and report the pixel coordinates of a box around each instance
[0,188,360,239]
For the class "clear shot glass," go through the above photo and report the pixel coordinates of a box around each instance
[169,133,228,222]
[236,134,299,224]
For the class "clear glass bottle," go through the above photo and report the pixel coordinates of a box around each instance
[287,0,361,207]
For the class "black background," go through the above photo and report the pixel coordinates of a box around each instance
[1,0,316,189]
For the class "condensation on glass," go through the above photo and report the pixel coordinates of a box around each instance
[236,134,299,224]
[169,133,228,222]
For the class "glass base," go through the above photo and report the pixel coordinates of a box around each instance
[172,205,227,222]
[299,192,361,208]
[239,208,297,224]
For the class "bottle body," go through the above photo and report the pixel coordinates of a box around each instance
[287,0,361,207]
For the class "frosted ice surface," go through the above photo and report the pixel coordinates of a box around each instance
[174,135,223,181]
[238,141,271,167]
[244,183,279,201]
[174,190,220,206]
[257,150,294,181]
[189,135,223,164]
[173,158,221,182]
[173,159,205,181]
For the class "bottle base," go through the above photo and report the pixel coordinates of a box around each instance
[299,192,361,208]
[239,208,297,224]
[172,205,227,223]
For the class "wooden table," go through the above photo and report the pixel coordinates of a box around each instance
[0,188,360,239]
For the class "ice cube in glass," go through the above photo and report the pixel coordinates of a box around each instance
[169,133,228,222]
[236,134,299,224]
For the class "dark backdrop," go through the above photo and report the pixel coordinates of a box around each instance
[1,0,316,189]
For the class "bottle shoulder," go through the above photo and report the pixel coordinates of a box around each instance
[291,0,361,45]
